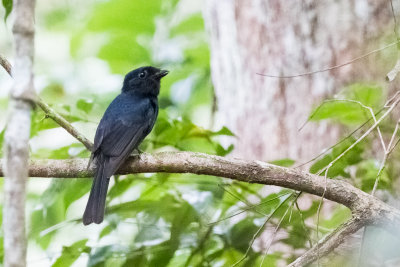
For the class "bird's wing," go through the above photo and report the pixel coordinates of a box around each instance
[100,119,148,157]
[92,98,157,177]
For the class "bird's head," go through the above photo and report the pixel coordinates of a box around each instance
[122,66,169,96]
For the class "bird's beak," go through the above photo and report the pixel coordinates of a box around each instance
[154,69,169,80]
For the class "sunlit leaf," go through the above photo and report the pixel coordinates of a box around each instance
[2,0,12,21]
[310,101,368,125]
[170,14,204,36]
[270,158,295,167]
[341,83,383,108]
[356,160,391,191]
[76,98,94,114]
[52,239,89,267]
[310,137,364,178]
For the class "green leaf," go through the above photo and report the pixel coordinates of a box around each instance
[99,225,113,239]
[63,179,91,208]
[0,129,5,157]
[32,143,89,159]
[147,239,178,267]
[309,83,384,125]
[356,160,391,191]
[228,217,259,253]
[2,0,12,21]
[76,98,94,114]
[30,179,91,249]
[309,100,369,125]
[310,137,364,178]
[83,0,163,73]
[122,247,148,267]
[341,83,383,108]
[320,206,351,229]
[170,14,204,36]
[212,126,235,137]
[87,0,162,33]
[52,239,89,267]
[270,158,295,167]
[30,196,65,249]
[215,143,234,156]
[40,83,65,100]
[107,176,136,199]
[134,216,170,246]
[87,245,126,267]
[97,33,151,73]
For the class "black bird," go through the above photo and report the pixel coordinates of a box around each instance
[83,66,168,225]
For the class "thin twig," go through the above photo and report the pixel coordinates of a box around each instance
[317,93,400,176]
[231,194,293,267]
[295,106,385,168]
[260,193,299,266]
[357,117,400,266]
[208,192,292,225]
[372,118,400,194]
[389,0,399,38]
[0,55,94,151]
[256,41,399,78]
[295,201,313,247]
[184,226,213,267]
[320,99,386,151]
[312,93,400,266]
[217,184,267,218]
[315,171,328,267]
[35,98,93,150]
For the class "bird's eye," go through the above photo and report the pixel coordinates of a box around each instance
[138,71,147,79]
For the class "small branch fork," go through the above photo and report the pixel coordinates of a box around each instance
[2,52,400,266]
[288,217,367,267]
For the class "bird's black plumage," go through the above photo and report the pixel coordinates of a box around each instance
[83,66,168,225]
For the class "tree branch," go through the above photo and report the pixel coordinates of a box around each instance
[35,99,93,151]
[19,152,400,264]
[14,154,374,207]
[288,217,366,267]
[2,151,398,218]
[3,0,36,266]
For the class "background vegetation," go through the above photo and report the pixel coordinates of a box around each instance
[1,0,400,266]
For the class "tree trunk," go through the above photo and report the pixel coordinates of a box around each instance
[203,0,391,162]
[3,0,36,266]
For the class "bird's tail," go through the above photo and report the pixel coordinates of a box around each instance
[83,153,110,225]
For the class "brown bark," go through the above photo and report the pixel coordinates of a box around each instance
[204,0,392,161]
[0,152,398,266]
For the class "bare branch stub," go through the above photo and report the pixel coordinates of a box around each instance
[0,54,12,77]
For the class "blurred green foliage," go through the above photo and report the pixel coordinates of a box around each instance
[1,1,400,266]
[1,0,12,21]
